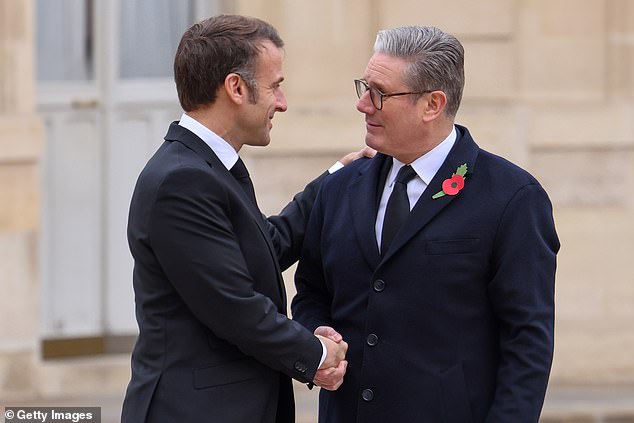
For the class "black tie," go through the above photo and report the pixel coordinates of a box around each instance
[381,165,417,254]
[230,158,257,206]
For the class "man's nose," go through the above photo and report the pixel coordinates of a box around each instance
[276,89,288,112]
[356,91,374,114]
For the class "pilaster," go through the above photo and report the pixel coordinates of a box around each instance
[0,0,43,399]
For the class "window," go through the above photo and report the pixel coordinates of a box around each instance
[119,0,194,79]
[36,0,197,82]
[36,0,94,81]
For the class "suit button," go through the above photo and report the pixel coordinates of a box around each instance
[366,334,379,346]
[361,389,374,402]
[373,279,385,292]
[294,361,307,373]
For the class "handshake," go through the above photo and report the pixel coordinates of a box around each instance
[314,326,348,391]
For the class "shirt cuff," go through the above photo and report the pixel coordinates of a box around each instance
[328,161,345,174]
[318,339,327,368]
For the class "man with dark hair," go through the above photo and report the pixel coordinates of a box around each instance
[293,25,559,423]
[121,15,356,423]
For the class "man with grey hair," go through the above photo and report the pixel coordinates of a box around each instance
[292,25,559,422]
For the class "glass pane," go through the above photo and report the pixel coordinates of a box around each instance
[36,0,94,81]
[119,0,195,79]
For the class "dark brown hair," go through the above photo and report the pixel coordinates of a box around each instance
[174,14,284,111]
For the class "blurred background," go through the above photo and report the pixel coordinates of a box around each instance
[1,0,633,422]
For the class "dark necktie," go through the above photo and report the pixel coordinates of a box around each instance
[230,158,257,206]
[381,165,417,254]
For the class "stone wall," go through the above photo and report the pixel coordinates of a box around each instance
[0,0,42,399]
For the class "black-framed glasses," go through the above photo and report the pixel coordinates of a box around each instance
[354,79,434,110]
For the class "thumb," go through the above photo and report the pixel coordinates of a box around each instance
[315,326,342,343]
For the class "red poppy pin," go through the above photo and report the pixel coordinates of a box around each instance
[432,164,468,199]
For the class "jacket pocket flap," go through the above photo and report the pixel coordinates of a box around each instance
[193,357,268,389]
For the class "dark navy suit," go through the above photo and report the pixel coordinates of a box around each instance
[292,125,560,423]
[122,122,323,423]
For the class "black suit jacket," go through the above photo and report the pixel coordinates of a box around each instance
[292,125,560,423]
[121,122,324,423]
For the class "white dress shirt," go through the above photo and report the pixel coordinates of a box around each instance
[178,113,238,170]
[375,126,457,252]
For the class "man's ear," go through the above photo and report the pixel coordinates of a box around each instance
[224,73,245,105]
[421,90,447,122]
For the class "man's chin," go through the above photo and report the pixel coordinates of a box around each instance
[365,135,382,152]
[245,137,271,147]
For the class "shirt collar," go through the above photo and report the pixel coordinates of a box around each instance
[178,113,238,170]
[388,126,457,186]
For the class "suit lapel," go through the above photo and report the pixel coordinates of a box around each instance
[380,125,480,262]
[166,123,264,220]
[348,154,391,269]
[165,122,287,306]
[165,121,214,162]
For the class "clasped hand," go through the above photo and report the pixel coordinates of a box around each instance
[314,326,348,391]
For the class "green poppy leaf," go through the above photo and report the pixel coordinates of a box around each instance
[456,164,468,177]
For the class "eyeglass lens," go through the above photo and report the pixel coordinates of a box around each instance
[355,80,381,109]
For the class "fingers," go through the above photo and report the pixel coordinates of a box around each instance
[313,360,348,391]
[314,325,342,343]
[360,146,377,158]
[338,151,358,166]
[338,146,377,165]
[316,335,348,369]
[313,327,349,390]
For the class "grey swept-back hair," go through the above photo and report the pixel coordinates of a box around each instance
[374,26,464,117]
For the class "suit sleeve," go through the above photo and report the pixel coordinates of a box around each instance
[486,183,560,422]
[266,172,328,271]
[291,185,334,333]
[150,166,323,383]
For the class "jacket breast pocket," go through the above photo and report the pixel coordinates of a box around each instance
[426,238,480,255]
